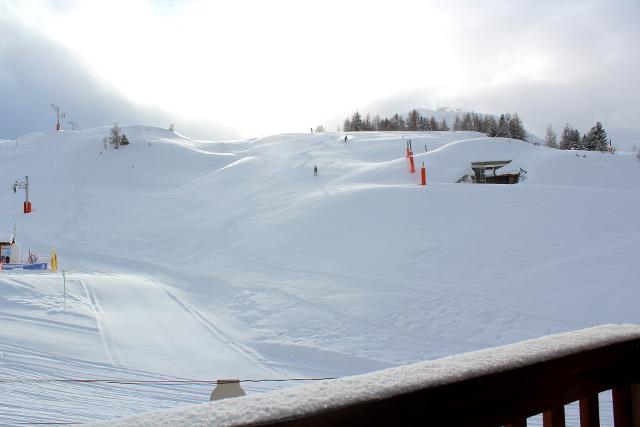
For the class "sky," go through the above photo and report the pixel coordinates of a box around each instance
[1,0,639,143]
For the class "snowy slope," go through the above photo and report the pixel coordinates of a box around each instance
[1,128,639,425]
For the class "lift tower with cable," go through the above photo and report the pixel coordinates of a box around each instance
[51,104,66,131]
[13,176,31,213]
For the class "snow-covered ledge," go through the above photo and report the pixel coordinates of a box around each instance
[91,324,640,426]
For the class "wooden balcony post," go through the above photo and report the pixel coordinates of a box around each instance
[633,384,640,427]
[543,406,565,427]
[613,384,640,427]
[579,394,600,427]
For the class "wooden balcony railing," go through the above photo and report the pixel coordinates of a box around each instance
[107,325,640,426]
[249,328,640,427]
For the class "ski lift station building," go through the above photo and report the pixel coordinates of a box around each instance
[470,160,520,184]
[0,234,19,264]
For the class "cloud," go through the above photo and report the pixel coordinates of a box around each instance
[349,0,640,146]
[0,16,235,140]
[1,0,638,143]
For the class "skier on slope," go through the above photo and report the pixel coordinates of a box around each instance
[314,165,318,176]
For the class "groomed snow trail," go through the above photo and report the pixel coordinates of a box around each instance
[77,273,278,380]
[0,272,285,426]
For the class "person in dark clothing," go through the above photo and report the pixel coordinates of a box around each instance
[313,165,318,176]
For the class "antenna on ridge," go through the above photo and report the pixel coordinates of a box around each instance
[68,121,79,131]
[51,104,66,131]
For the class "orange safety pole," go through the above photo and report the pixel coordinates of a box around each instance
[421,162,426,185]
[409,151,415,173]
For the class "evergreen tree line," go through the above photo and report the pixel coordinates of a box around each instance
[343,110,450,132]
[341,110,527,141]
[544,122,611,152]
[338,110,614,151]
[453,112,526,141]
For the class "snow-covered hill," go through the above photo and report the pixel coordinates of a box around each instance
[1,127,639,425]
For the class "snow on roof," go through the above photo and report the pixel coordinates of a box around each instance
[495,164,522,176]
[91,324,640,426]
[470,160,512,167]
[0,234,13,244]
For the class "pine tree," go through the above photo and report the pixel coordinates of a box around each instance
[471,113,483,132]
[439,118,450,131]
[496,114,508,137]
[453,115,462,131]
[418,116,428,131]
[350,111,364,131]
[364,113,373,131]
[558,125,571,149]
[577,134,589,150]
[461,113,472,131]
[507,113,526,141]
[544,125,558,148]
[378,118,391,131]
[484,115,498,137]
[570,129,581,150]
[581,129,594,150]
[387,114,397,131]
[398,114,406,131]
[407,109,420,131]
[390,113,405,131]
[584,122,608,151]
[429,116,438,131]
[343,118,352,132]
[120,134,130,146]
[109,123,122,149]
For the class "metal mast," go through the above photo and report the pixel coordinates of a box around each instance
[51,104,66,131]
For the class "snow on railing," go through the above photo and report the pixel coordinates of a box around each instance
[90,324,640,427]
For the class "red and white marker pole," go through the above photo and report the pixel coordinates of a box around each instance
[421,162,427,185]
[24,175,31,213]
[14,176,31,213]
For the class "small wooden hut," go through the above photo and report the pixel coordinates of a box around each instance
[470,161,520,184]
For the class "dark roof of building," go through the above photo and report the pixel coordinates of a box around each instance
[471,160,512,168]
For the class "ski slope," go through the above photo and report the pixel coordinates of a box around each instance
[1,128,639,425]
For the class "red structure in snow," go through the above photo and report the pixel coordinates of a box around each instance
[13,176,31,214]
[408,151,415,174]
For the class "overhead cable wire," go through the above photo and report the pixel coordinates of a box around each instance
[0,376,338,385]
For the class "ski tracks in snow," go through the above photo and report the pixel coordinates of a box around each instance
[75,272,281,380]
[218,134,595,357]
[79,278,126,368]
[159,284,283,376]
